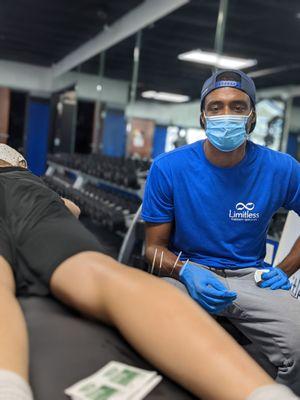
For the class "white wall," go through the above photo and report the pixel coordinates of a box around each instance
[53,71,129,108]
[0,60,129,108]
[0,60,51,93]
[257,85,300,100]
[2,59,300,128]
[126,100,200,127]
[125,87,300,129]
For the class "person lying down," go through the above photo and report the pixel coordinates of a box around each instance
[0,143,297,400]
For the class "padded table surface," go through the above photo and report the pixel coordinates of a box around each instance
[20,297,197,400]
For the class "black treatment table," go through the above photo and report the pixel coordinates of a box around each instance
[19,297,276,400]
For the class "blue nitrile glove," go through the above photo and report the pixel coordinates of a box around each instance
[260,267,291,290]
[179,263,237,314]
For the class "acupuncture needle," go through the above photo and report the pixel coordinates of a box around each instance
[170,251,182,277]
[159,251,164,276]
[150,248,158,275]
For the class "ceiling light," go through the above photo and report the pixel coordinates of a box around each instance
[178,49,257,69]
[141,91,190,103]
[96,84,103,92]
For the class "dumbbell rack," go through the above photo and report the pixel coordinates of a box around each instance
[46,161,145,197]
[45,161,145,232]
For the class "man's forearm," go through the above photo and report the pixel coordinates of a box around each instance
[277,236,300,276]
[145,245,185,279]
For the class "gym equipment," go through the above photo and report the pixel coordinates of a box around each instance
[44,152,147,236]
[43,175,141,234]
[118,204,144,265]
[47,153,151,190]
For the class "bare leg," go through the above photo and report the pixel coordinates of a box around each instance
[0,257,29,381]
[50,252,273,400]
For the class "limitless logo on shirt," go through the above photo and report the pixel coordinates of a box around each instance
[229,202,260,222]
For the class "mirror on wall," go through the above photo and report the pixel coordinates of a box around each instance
[251,98,286,151]
[288,96,300,161]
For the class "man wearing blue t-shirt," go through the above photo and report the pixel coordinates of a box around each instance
[142,69,300,393]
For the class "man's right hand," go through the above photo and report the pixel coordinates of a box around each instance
[179,263,237,314]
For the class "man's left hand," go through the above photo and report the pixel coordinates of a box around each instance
[260,267,291,290]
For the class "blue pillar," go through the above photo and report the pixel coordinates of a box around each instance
[25,99,50,176]
[152,125,167,158]
[102,110,126,157]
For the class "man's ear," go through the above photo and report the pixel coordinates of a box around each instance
[200,111,206,130]
[247,109,256,134]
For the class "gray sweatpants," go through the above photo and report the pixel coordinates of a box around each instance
[163,264,300,394]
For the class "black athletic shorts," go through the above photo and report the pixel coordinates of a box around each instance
[0,167,103,296]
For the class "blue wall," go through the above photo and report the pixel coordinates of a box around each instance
[102,110,126,157]
[152,125,167,158]
[25,99,50,176]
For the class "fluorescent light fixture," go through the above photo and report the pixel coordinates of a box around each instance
[178,49,257,69]
[141,90,190,103]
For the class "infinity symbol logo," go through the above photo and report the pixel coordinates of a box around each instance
[236,202,255,211]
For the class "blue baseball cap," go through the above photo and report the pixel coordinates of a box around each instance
[200,69,256,110]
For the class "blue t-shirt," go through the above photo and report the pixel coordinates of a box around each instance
[142,140,300,269]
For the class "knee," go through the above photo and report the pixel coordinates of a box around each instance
[51,251,120,288]
[50,251,122,320]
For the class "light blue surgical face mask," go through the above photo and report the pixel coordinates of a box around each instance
[204,112,252,152]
